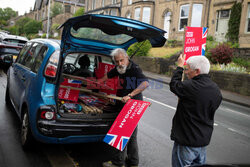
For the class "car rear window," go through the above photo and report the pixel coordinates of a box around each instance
[70,27,133,45]
[3,38,27,45]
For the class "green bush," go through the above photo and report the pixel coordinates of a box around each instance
[27,33,40,40]
[209,43,233,65]
[51,2,63,17]
[127,40,152,57]
[227,2,242,43]
[206,35,214,41]
[205,40,219,62]
[24,20,42,35]
[41,33,47,38]
[73,8,85,17]
[232,57,250,70]
[227,41,239,48]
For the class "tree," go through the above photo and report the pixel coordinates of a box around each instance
[51,2,63,17]
[0,7,17,21]
[16,17,32,35]
[227,2,242,43]
[0,7,17,28]
[73,8,85,17]
[24,20,42,35]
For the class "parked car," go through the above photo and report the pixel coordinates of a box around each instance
[0,34,28,67]
[5,14,166,149]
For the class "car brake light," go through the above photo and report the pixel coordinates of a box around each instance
[45,65,57,77]
[44,50,60,78]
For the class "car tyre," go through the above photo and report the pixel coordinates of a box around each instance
[21,109,35,150]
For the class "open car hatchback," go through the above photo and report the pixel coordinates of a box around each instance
[5,14,166,148]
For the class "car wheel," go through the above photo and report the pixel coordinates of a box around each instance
[5,85,11,106]
[21,110,34,149]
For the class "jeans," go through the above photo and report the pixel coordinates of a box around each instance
[172,142,206,167]
[112,127,139,166]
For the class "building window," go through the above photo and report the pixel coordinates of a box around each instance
[102,0,105,7]
[191,4,203,27]
[112,0,117,4]
[128,0,132,5]
[142,7,150,24]
[246,3,250,32]
[134,7,141,20]
[110,9,117,16]
[179,4,190,31]
[92,0,96,10]
[126,12,131,19]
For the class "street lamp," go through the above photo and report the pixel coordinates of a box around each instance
[46,0,51,39]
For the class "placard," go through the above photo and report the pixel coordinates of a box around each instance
[184,27,207,62]
[103,99,151,151]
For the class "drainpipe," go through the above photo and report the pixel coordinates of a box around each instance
[46,0,51,39]
[207,0,211,28]
[152,1,155,26]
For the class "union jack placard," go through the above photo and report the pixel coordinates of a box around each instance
[103,99,151,151]
[184,27,208,63]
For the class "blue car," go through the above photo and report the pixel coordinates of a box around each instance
[5,14,166,148]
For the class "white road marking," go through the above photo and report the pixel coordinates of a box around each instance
[220,107,250,118]
[143,96,176,110]
[144,96,250,138]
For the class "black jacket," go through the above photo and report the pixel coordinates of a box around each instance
[107,60,148,100]
[170,67,222,147]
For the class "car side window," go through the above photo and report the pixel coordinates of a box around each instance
[22,43,43,69]
[33,46,48,73]
[17,42,32,64]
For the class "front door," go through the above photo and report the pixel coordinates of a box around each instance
[164,12,171,39]
[215,10,230,42]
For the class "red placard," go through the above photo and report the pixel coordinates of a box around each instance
[103,99,151,151]
[184,27,207,63]
[58,78,81,102]
[95,62,118,95]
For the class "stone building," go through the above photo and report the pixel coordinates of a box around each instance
[12,0,85,36]
[85,0,250,48]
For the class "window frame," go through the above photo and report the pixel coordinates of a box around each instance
[142,7,151,24]
[179,4,190,31]
[191,4,203,27]
[32,45,48,73]
[134,7,141,20]
[16,42,32,65]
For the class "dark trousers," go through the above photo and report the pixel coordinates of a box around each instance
[112,127,139,166]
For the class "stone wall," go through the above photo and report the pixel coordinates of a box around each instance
[234,48,250,59]
[133,56,250,96]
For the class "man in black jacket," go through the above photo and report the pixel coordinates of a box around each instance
[100,48,149,167]
[170,54,222,167]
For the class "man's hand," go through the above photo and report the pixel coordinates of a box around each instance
[122,95,131,103]
[177,54,186,68]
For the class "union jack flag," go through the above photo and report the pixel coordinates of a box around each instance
[202,27,208,39]
[103,133,129,151]
[202,43,206,56]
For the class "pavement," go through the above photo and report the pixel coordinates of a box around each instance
[144,71,250,108]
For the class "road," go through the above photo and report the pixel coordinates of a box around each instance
[0,69,249,167]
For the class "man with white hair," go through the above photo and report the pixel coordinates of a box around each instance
[100,48,149,167]
[169,55,222,167]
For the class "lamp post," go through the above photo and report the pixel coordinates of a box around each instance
[46,0,51,39]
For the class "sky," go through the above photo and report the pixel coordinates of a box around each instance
[0,0,36,16]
